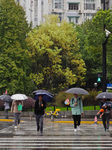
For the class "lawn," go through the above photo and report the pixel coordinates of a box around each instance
[45,105,100,112]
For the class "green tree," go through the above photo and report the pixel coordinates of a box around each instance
[0,0,32,94]
[26,15,86,93]
[75,9,112,87]
[89,9,112,83]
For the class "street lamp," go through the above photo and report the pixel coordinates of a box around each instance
[102,0,111,92]
[102,0,106,92]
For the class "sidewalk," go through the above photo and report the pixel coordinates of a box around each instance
[0,117,112,137]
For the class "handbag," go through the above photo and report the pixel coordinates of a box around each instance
[18,104,22,111]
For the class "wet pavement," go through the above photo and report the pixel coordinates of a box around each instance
[0,117,112,149]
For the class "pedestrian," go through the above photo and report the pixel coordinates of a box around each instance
[99,99,111,132]
[34,95,46,134]
[70,94,83,132]
[11,100,23,129]
[4,102,10,119]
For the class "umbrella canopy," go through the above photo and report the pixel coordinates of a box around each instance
[0,95,12,102]
[65,87,89,95]
[11,94,28,101]
[23,97,35,109]
[96,92,112,99]
[33,90,53,102]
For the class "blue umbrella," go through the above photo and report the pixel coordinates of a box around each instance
[33,90,53,102]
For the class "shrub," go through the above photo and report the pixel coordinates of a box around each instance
[82,90,100,106]
[54,91,73,107]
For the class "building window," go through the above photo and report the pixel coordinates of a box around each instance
[84,3,95,10]
[69,3,79,10]
[55,13,62,21]
[54,0,63,9]
[84,0,95,10]
[84,13,94,21]
[69,17,79,24]
[84,0,95,2]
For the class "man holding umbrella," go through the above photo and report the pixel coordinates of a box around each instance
[34,95,46,134]
[33,90,53,134]
[96,92,112,132]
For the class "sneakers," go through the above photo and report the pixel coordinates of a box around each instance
[14,126,17,129]
[106,129,109,132]
[77,126,80,130]
[74,129,77,132]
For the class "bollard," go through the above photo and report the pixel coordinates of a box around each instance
[94,115,98,124]
[51,115,54,121]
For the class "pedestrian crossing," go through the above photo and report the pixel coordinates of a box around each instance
[0,137,112,149]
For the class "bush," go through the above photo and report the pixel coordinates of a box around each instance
[54,91,73,107]
[83,90,100,106]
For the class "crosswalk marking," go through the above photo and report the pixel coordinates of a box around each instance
[0,137,112,149]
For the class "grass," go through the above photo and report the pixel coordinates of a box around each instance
[45,105,100,112]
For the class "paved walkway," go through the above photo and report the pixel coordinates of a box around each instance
[0,117,112,149]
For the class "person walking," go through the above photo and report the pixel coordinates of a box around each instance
[70,94,83,132]
[34,95,46,134]
[11,100,23,129]
[100,99,111,132]
[4,102,10,119]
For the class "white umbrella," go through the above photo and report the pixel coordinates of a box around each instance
[11,94,28,100]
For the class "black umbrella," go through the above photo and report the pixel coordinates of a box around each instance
[96,92,112,99]
[0,95,12,102]
[33,90,53,102]
[65,87,89,95]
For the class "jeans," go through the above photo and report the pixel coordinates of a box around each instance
[102,113,110,130]
[5,109,9,119]
[35,115,44,132]
[14,113,21,126]
[72,115,81,129]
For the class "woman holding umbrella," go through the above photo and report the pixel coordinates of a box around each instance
[11,100,23,129]
[11,94,27,129]
[70,94,83,132]
[65,87,89,133]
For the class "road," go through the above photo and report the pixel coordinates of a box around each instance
[0,117,112,149]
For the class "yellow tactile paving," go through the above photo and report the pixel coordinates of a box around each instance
[52,120,112,124]
[0,119,24,122]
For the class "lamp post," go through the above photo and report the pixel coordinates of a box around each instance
[102,0,106,92]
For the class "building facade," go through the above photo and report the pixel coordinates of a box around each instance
[15,0,112,27]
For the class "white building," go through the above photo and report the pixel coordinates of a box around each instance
[15,0,112,27]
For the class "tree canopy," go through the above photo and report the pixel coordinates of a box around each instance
[26,15,86,92]
[0,0,32,94]
[75,9,112,88]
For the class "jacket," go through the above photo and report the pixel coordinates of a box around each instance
[70,97,83,115]
[11,100,23,113]
[34,100,46,115]
[4,102,10,110]
[100,101,110,114]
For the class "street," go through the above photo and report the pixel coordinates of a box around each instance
[0,117,112,149]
